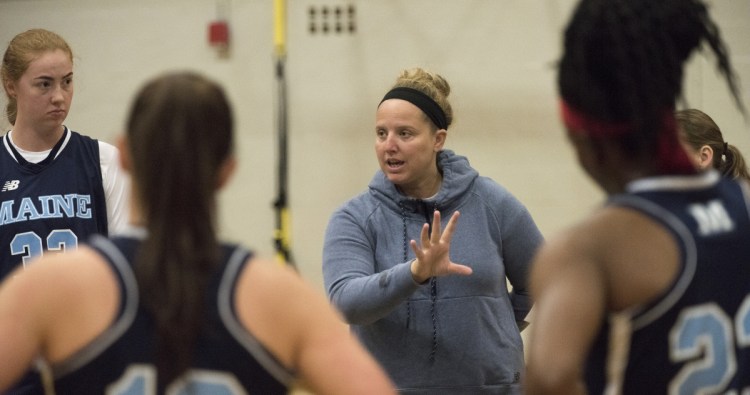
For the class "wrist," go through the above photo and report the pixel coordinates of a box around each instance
[410,259,429,284]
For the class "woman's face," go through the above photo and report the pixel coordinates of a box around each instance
[375,99,446,198]
[6,49,73,132]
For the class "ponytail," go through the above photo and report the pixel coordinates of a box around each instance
[125,72,233,385]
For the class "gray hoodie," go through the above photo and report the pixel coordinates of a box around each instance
[323,150,543,394]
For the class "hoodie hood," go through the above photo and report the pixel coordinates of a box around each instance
[368,149,478,211]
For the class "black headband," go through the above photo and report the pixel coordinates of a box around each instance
[380,87,448,130]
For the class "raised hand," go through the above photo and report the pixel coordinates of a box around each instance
[409,210,473,283]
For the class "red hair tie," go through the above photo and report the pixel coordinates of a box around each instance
[559,99,695,174]
[560,100,631,137]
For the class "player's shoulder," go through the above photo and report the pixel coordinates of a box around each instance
[97,140,120,164]
[532,206,648,270]
[242,257,300,290]
[27,247,112,286]
[2,247,114,308]
[237,256,322,317]
[69,129,119,165]
[65,128,118,155]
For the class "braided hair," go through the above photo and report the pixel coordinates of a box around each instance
[559,0,743,166]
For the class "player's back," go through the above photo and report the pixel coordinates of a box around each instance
[49,234,293,394]
[585,170,750,394]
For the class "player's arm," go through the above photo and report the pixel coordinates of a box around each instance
[525,228,607,395]
[237,258,396,395]
[100,141,131,233]
[0,249,117,392]
[0,266,45,391]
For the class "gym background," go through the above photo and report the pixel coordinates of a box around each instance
[1,0,748,300]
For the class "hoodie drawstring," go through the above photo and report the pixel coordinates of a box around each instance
[424,202,438,363]
[400,203,411,330]
[429,277,438,362]
[401,201,440,362]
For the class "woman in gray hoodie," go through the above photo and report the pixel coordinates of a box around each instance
[323,67,543,394]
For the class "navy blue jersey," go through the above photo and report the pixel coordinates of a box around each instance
[584,171,750,394]
[46,233,293,394]
[0,127,108,279]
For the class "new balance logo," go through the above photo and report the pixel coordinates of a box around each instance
[2,180,20,192]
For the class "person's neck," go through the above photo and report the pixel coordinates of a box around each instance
[605,165,663,195]
[10,124,65,151]
[401,175,443,199]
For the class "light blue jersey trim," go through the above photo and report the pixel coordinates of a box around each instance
[608,195,698,330]
[217,249,295,386]
[626,170,719,193]
[51,235,140,379]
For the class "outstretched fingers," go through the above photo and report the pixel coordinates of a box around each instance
[408,210,472,279]
[449,262,473,276]
[418,210,460,250]
[430,210,442,244]
[419,222,431,248]
[436,211,471,276]
[441,211,460,243]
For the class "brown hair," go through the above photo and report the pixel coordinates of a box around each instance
[392,67,454,130]
[126,72,233,385]
[676,108,750,182]
[1,29,73,125]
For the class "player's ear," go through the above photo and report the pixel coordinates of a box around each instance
[4,80,16,99]
[698,144,714,170]
[434,129,447,152]
[116,135,132,172]
[217,156,237,190]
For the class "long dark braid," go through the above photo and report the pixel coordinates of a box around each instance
[559,0,743,160]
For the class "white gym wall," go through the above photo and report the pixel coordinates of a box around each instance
[1,0,748,294]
